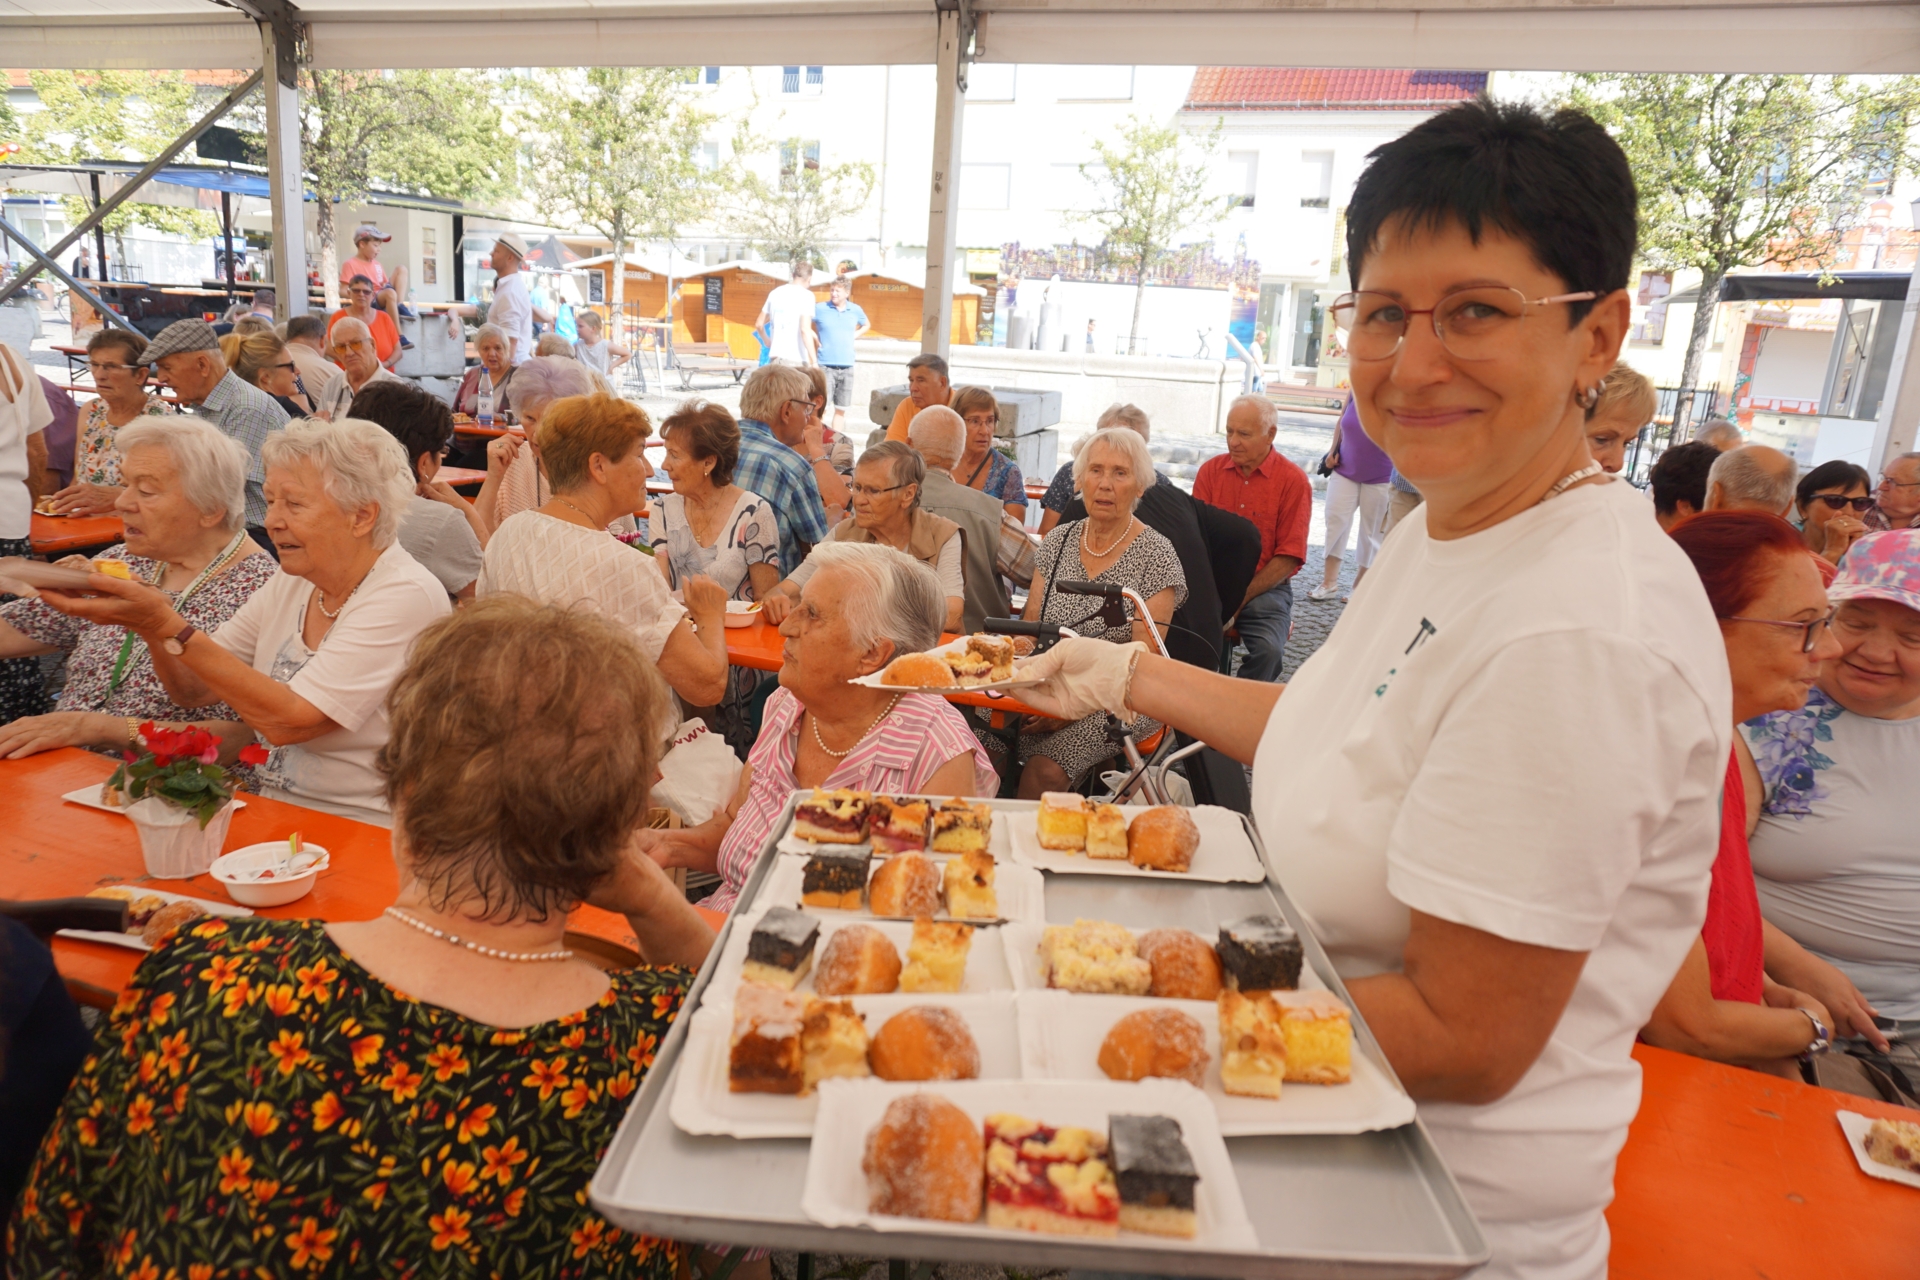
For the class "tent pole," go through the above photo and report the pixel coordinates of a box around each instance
[922,0,970,359]
[258,14,307,320]
[0,213,139,336]
[0,68,265,306]
[89,174,107,284]
[1870,264,1920,472]
[221,189,236,302]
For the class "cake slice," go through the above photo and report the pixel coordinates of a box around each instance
[943,848,998,920]
[900,918,973,992]
[870,796,930,853]
[944,647,995,686]
[801,846,872,911]
[1217,914,1304,991]
[799,998,870,1093]
[1109,1115,1200,1239]
[741,907,819,989]
[1866,1117,1920,1174]
[984,1114,1119,1237]
[1085,804,1129,859]
[793,787,872,844]
[1036,792,1087,851]
[1218,989,1287,1099]
[967,634,1016,681]
[1040,919,1151,996]
[930,799,992,855]
[1274,990,1352,1084]
[728,984,809,1094]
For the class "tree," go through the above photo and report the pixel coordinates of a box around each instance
[1565,74,1920,392]
[727,138,874,266]
[1078,116,1238,355]
[518,68,717,314]
[298,70,515,310]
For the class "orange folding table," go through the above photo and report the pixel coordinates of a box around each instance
[29,512,124,556]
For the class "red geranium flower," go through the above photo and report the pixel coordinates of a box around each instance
[238,742,270,767]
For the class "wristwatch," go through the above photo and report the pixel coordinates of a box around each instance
[162,622,198,656]
[1798,1008,1832,1061]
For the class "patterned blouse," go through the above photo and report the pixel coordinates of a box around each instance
[708,686,999,912]
[74,395,169,487]
[0,542,276,721]
[960,447,1027,511]
[8,917,689,1280]
[645,488,779,602]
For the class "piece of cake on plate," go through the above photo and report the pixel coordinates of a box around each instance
[728,984,809,1094]
[793,787,872,844]
[741,907,819,989]
[870,796,930,853]
[1035,792,1087,851]
[1865,1116,1920,1174]
[1274,990,1352,1084]
[1109,1115,1200,1239]
[1040,919,1152,995]
[900,919,973,992]
[801,846,871,911]
[930,798,992,854]
[967,634,1016,681]
[799,998,871,1092]
[1217,914,1304,991]
[1217,989,1287,1099]
[984,1114,1119,1237]
[942,848,997,920]
[1085,803,1129,860]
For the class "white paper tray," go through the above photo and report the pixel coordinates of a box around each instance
[999,921,1329,996]
[754,853,1046,924]
[63,786,247,816]
[670,992,1022,1138]
[708,906,1015,1003]
[777,803,1011,857]
[1014,991,1415,1137]
[847,635,1044,692]
[1837,1111,1920,1190]
[1005,803,1265,883]
[56,885,254,952]
[801,1076,1257,1251]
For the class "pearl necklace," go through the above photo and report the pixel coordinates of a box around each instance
[1082,516,1135,559]
[811,693,902,759]
[1539,462,1606,505]
[383,907,575,962]
[313,580,360,620]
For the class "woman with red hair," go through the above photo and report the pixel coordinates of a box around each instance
[1646,511,1863,1074]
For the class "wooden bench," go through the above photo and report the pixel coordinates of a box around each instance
[670,342,755,389]
[1264,383,1346,416]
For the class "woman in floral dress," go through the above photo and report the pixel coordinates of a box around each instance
[8,597,718,1280]
[48,327,170,516]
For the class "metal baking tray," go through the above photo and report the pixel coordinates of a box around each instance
[592,796,1489,1279]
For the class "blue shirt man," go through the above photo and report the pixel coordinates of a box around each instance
[812,279,871,432]
[734,415,832,574]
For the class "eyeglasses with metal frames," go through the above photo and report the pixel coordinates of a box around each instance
[1330,287,1599,361]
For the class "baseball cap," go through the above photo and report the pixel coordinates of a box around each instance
[494,232,529,260]
[142,318,221,364]
[1831,529,1920,616]
[353,224,392,243]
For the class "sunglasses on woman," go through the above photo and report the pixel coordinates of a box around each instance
[1809,493,1874,512]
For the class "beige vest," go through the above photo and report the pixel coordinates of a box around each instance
[828,507,960,575]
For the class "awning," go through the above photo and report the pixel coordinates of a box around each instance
[1719,271,1914,303]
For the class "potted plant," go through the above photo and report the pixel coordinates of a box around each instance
[110,723,269,879]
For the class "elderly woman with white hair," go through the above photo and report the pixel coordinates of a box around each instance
[473,355,598,533]
[640,541,997,913]
[1017,424,1185,796]
[0,418,277,757]
[453,322,518,419]
[40,416,451,824]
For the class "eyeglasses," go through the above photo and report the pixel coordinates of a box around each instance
[848,482,908,499]
[1809,493,1875,512]
[963,414,997,430]
[787,399,816,417]
[1719,607,1837,653]
[1330,287,1598,362]
[1879,476,1920,491]
[269,361,297,373]
[334,339,371,353]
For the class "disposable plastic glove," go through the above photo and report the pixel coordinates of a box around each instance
[1016,637,1145,723]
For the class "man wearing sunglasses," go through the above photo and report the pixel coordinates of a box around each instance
[1866,452,1920,532]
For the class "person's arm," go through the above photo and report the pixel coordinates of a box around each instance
[1239,555,1303,608]
[747,562,782,602]
[760,577,802,625]
[642,763,751,876]
[1131,585,1176,646]
[585,829,720,967]
[473,433,525,533]
[606,341,631,370]
[25,428,50,499]
[1641,937,1827,1075]
[652,574,728,705]
[0,713,254,763]
[0,614,57,660]
[1762,919,1886,1048]
[923,750,983,797]
[417,479,492,550]
[801,421,850,512]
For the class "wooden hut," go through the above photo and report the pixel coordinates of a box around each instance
[674,261,789,357]
[822,270,983,347]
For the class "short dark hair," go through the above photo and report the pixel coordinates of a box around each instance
[349,379,454,480]
[907,353,949,381]
[1650,441,1721,518]
[86,326,148,366]
[1346,98,1636,324]
[1796,459,1873,510]
[660,398,741,487]
[285,314,325,343]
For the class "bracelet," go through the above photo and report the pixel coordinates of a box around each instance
[125,717,141,749]
[1798,1007,1832,1060]
[1120,646,1144,720]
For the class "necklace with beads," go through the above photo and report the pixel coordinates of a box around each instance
[811,693,902,760]
[383,907,575,962]
[1538,462,1607,505]
[1081,516,1135,559]
[313,579,361,620]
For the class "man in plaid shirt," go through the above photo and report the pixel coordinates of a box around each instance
[734,365,833,574]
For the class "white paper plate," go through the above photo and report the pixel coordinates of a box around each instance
[62,786,247,817]
[1004,804,1265,883]
[999,921,1328,996]
[777,803,1010,857]
[708,906,1015,1004]
[1013,991,1414,1137]
[1837,1111,1920,1190]
[670,993,1023,1138]
[56,885,254,952]
[848,635,1044,693]
[752,853,1046,924]
[801,1076,1257,1250]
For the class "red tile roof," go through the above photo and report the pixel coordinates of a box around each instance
[1186,68,1487,111]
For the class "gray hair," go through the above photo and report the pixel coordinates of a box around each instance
[805,541,944,659]
[858,440,925,512]
[907,405,966,470]
[1707,444,1797,516]
[1072,426,1157,510]
[1692,418,1744,450]
[329,315,372,351]
[739,362,812,424]
[507,355,595,420]
[534,333,575,359]
[1227,393,1277,432]
[474,322,509,351]
[113,417,250,534]
[1096,402,1151,439]
[260,416,417,549]
[1887,451,1920,475]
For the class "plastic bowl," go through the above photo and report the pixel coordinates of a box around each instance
[210,842,330,907]
[723,600,762,629]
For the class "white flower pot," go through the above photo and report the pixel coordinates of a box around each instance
[127,796,236,880]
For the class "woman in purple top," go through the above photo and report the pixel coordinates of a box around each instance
[1311,394,1394,601]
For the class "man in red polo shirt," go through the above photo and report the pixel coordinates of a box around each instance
[1194,394,1312,682]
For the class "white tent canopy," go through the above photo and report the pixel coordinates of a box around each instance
[3,0,1918,73]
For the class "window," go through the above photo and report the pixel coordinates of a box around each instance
[779,140,821,183]
[1298,150,1333,209]
[805,66,823,94]
[697,141,720,171]
[1630,271,1672,344]
[1053,65,1133,102]
[704,66,721,85]
[782,66,799,94]
[967,63,1015,101]
[961,163,1012,210]
[1227,151,1258,209]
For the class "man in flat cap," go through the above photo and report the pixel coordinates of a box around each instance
[144,318,288,551]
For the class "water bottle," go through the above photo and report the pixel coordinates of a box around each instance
[476,369,494,430]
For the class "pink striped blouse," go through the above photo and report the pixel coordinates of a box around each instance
[707,686,1000,912]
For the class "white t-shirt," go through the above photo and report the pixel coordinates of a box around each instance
[478,510,686,661]
[488,270,534,365]
[574,337,610,372]
[1250,480,1730,1280]
[765,282,819,364]
[0,344,53,540]
[213,544,452,820]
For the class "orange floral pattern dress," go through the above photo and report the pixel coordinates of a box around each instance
[7,916,687,1279]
